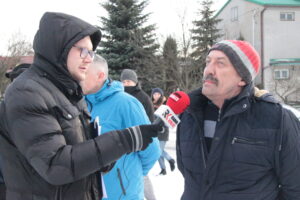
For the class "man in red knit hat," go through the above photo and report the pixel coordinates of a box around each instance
[176,40,300,200]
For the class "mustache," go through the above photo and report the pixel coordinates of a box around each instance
[202,74,218,85]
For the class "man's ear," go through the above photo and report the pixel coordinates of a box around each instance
[98,71,105,80]
[238,80,247,87]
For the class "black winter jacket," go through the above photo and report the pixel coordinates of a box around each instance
[0,156,3,184]
[125,84,155,122]
[0,12,132,200]
[176,85,300,200]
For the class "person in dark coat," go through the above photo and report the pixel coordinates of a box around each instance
[0,156,4,200]
[120,69,158,200]
[120,69,155,122]
[0,12,161,200]
[151,88,175,175]
[0,62,31,200]
[176,40,300,200]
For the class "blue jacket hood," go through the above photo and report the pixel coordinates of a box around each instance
[86,79,124,105]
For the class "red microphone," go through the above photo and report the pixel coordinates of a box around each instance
[154,91,190,129]
[167,91,190,115]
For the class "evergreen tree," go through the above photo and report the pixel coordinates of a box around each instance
[99,0,159,84]
[161,36,180,95]
[190,0,222,80]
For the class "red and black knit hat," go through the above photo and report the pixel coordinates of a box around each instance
[208,40,260,84]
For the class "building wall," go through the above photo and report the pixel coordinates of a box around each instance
[216,0,300,104]
[263,7,300,95]
[216,0,264,85]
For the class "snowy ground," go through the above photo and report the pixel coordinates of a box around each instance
[146,129,184,200]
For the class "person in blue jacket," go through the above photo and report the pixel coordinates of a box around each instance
[81,55,160,200]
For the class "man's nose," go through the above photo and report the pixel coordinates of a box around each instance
[204,61,215,74]
[84,55,93,63]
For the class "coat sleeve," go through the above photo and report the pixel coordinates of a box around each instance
[0,155,4,183]
[278,108,300,198]
[5,85,131,186]
[120,98,160,175]
[176,120,184,175]
[143,95,155,123]
[138,137,160,176]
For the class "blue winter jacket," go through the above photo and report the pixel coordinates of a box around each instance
[85,80,160,200]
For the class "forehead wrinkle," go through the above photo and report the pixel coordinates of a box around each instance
[206,55,228,61]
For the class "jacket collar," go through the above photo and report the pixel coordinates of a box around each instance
[188,84,255,117]
[124,83,141,95]
[86,79,124,104]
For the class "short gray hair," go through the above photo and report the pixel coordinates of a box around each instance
[92,54,109,79]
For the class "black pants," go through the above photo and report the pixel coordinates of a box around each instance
[0,184,5,200]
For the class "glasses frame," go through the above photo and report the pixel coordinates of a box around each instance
[73,45,95,59]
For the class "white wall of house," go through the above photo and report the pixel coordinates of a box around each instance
[216,0,300,104]
[216,0,264,85]
[263,7,300,95]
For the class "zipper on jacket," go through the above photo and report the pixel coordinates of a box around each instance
[190,111,207,169]
[200,140,207,169]
[117,168,126,196]
[217,109,222,122]
[231,137,266,146]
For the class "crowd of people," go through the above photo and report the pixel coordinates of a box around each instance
[1,11,300,200]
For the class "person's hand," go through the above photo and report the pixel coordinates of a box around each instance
[139,124,162,150]
[123,124,162,152]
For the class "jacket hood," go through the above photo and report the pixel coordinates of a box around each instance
[34,12,101,63]
[33,12,101,101]
[86,79,124,104]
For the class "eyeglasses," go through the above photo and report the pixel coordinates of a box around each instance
[73,45,95,59]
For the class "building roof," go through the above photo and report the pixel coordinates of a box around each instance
[215,0,300,17]
[246,0,300,6]
[270,58,300,66]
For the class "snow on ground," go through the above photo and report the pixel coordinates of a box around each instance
[146,129,184,200]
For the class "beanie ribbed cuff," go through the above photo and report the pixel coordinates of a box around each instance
[208,40,260,84]
[208,44,252,83]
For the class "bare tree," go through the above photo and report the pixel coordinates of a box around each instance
[272,67,300,104]
[0,32,33,97]
[174,0,201,92]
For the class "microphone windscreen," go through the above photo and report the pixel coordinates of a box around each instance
[166,91,190,115]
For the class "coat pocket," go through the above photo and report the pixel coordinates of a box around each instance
[231,136,270,166]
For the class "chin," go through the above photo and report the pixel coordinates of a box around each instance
[74,76,86,82]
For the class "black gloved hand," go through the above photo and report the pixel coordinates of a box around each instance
[123,124,163,152]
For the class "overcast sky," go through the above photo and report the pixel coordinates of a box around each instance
[0,0,226,55]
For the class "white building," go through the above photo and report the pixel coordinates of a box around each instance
[215,0,300,105]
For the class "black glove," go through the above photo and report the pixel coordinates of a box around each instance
[123,124,163,152]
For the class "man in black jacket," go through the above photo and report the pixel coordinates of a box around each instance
[0,62,31,200]
[0,12,161,200]
[176,40,300,200]
[120,69,155,122]
[0,156,4,200]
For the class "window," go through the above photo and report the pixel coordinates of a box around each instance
[280,12,295,21]
[231,7,238,21]
[274,69,289,80]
